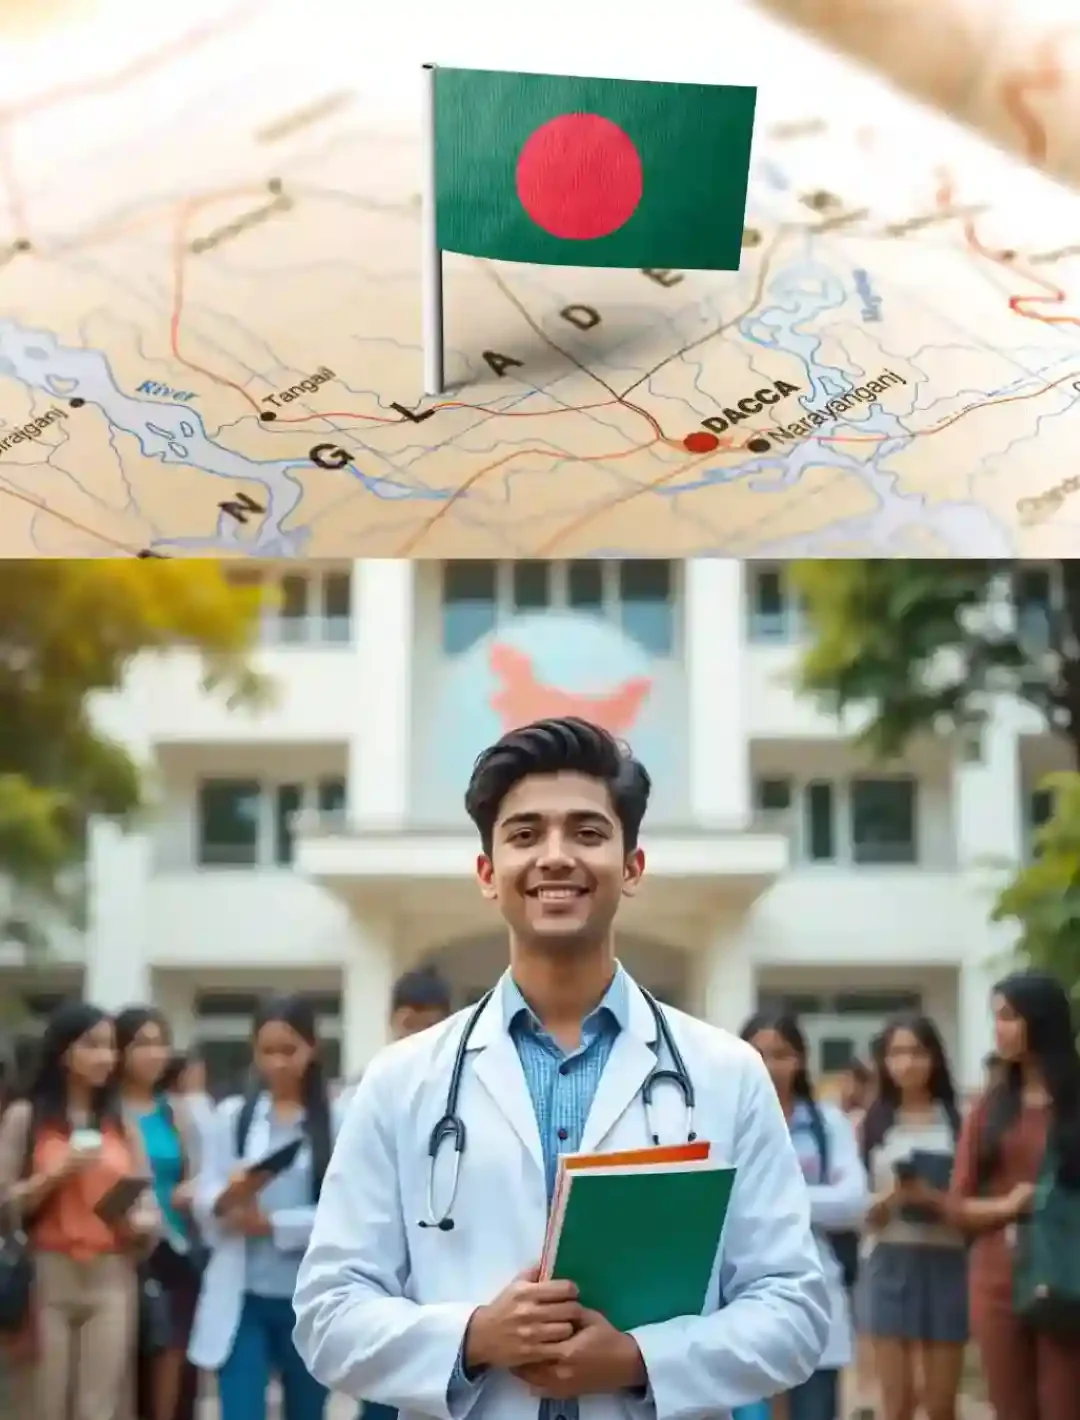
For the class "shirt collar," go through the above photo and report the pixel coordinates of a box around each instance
[500,964,630,1036]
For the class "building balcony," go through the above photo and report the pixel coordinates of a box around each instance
[110,648,363,745]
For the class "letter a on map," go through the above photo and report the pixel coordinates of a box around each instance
[419,63,757,395]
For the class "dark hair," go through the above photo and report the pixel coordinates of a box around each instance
[246,995,332,1200]
[740,1012,817,1102]
[159,1051,188,1094]
[979,969,1080,1188]
[861,1014,961,1162]
[22,999,121,1133]
[464,716,652,855]
[113,1006,172,1088]
[740,1011,833,1152]
[391,965,451,1016]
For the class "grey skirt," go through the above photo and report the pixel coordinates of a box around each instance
[857,1241,969,1344]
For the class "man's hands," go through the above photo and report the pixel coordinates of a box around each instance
[512,1309,646,1399]
[464,1266,583,1372]
[463,1267,647,1399]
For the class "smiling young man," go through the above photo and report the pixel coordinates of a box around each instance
[294,717,829,1420]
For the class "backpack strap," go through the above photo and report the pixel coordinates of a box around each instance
[235,1090,259,1160]
[806,1099,830,1182]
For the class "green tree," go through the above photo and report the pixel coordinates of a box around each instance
[790,559,1080,1000]
[0,560,265,955]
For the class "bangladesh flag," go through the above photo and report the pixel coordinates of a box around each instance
[431,67,757,271]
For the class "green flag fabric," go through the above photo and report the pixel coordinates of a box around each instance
[431,67,757,271]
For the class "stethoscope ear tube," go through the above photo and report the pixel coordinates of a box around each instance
[420,985,695,1231]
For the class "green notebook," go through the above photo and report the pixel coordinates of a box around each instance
[546,1160,736,1332]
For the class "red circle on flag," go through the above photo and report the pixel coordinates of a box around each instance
[515,113,643,240]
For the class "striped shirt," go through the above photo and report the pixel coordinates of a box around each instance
[451,968,628,1420]
[504,970,627,1420]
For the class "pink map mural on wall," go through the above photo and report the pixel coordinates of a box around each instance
[488,642,654,737]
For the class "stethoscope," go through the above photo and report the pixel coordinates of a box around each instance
[418,986,696,1232]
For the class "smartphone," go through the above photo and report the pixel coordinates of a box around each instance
[893,1158,917,1183]
[70,1127,103,1153]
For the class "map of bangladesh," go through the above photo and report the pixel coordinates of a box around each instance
[1,0,1079,557]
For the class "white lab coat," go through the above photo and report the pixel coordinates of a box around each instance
[293,974,830,1420]
[188,1092,342,1371]
[797,1103,869,1371]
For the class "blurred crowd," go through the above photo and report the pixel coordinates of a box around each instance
[0,962,1077,1420]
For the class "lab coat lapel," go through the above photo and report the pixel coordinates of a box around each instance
[579,981,660,1154]
[467,992,546,1181]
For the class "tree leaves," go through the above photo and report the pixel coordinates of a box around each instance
[793,560,1080,1003]
[0,561,264,941]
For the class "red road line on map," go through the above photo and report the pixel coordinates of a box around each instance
[532,365,1080,556]
[391,432,676,557]
[166,194,682,443]
[935,172,1080,328]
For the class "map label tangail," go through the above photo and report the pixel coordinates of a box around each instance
[262,366,335,409]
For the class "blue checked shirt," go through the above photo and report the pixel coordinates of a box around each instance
[451,968,628,1420]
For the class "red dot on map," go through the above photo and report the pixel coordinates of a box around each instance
[516,113,643,240]
[683,431,720,454]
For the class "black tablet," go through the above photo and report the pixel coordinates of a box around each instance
[246,1136,304,1179]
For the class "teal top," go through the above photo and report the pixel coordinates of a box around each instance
[134,1097,189,1247]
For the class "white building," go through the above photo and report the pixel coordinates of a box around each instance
[3,560,1062,1093]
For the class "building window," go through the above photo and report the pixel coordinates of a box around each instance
[198,779,261,866]
[746,564,804,642]
[226,567,353,646]
[753,777,792,813]
[195,774,347,868]
[1012,564,1056,651]
[440,560,676,656]
[805,781,836,862]
[752,775,919,865]
[442,561,498,655]
[850,777,917,865]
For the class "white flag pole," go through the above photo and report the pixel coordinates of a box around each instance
[421,63,445,397]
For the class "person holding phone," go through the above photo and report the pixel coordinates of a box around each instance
[858,1015,966,1420]
[0,1000,159,1420]
[188,994,343,1420]
[115,1006,204,1420]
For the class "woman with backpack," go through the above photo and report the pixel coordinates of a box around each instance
[0,999,159,1420]
[188,994,343,1420]
[949,969,1080,1420]
[114,1006,203,1420]
[741,1013,869,1420]
[857,1014,967,1420]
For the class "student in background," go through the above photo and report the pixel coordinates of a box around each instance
[388,965,453,1040]
[189,994,342,1420]
[358,966,453,1420]
[162,1049,215,1157]
[115,1007,203,1420]
[0,1000,159,1420]
[949,969,1080,1420]
[742,1013,869,1420]
[859,1015,966,1420]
